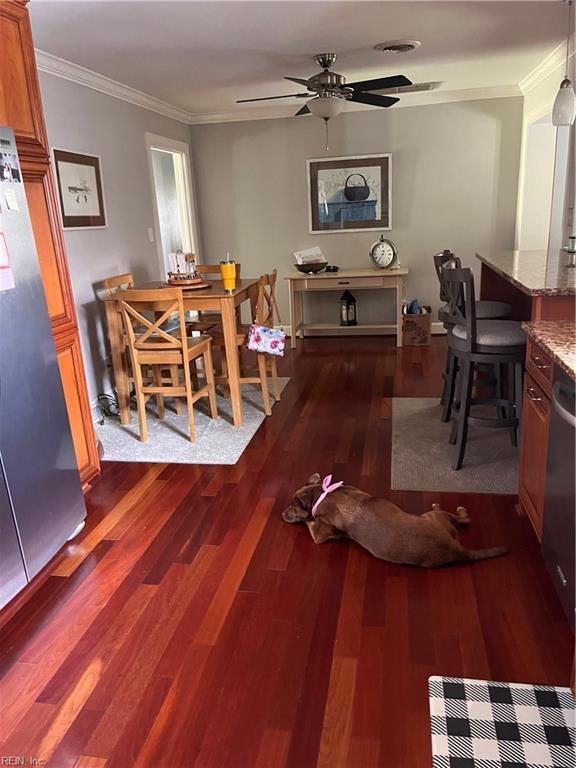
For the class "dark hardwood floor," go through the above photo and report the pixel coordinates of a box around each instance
[0,337,572,768]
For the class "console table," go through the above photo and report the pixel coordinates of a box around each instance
[285,267,409,348]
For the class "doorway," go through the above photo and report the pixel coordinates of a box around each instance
[145,133,199,276]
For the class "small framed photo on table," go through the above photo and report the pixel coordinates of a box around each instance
[53,149,107,229]
[307,153,391,234]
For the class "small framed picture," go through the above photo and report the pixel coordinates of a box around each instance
[53,149,107,229]
[307,153,391,234]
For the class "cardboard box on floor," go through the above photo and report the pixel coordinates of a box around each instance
[403,306,432,346]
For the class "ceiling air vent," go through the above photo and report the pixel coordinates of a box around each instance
[374,40,422,54]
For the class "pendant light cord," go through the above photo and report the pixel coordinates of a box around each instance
[565,0,573,78]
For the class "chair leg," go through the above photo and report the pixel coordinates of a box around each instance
[132,361,148,442]
[203,346,219,420]
[153,366,165,420]
[441,348,457,423]
[514,360,524,446]
[170,365,183,415]
[257,353,272,416]
[452,360,474,470]
[440,346,450,406]
[269,357,281,402]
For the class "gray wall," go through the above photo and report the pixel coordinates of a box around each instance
[38,72,192,404]
[190,97,523,328]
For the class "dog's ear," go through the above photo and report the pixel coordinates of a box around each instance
[308,472,321,485]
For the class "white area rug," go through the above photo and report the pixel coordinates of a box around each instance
[96,378,288,465]
[391,398,518,495]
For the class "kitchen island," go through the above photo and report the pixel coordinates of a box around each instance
[476,249,575,321]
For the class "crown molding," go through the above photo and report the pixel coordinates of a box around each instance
[519,41,575,95]
[35,49,195,124]
[187,85,521,124]
[35,48,520,126]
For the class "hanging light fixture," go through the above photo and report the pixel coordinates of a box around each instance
[552,0,576,126]
[308,95,345,151]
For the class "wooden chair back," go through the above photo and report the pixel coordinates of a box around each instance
[443,267,477,352]
[116,288,189,360]
[255,270,278,328]
[196,263,242,279]
[103,272,134,296]
[433,251,458,303]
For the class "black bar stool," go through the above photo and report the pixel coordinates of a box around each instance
[442,267,525,470]
[433,251,512,422]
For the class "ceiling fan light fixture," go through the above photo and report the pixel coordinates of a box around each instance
[307,95,345,120]
[373,40,422,54]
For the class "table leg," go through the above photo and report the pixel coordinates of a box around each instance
[105,301,131,424]
[297,291,305,339]
[289,282,297,349]
[221,298,243,427]
[396,280,403,347]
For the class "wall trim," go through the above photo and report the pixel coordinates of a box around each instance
[519,42,575,95]
[35,49,195,124]
[278,323,446,337]
[36,49,521,126]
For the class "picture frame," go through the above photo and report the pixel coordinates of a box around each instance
[307,153,391,234]
[52,149,107,229]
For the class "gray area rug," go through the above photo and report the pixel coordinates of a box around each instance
[96,378,288,465]
[391,398,518,494]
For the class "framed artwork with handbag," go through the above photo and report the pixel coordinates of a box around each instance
[307,153,391,234]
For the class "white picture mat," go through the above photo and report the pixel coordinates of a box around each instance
[57,161,101,217]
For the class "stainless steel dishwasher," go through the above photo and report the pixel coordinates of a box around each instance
[541,366,575,632]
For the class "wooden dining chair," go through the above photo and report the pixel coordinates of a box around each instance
[188,263,243,333]
[103,272,134,295]
[117,288,218,442]
[101,272,185,415]
[211,269,281,416]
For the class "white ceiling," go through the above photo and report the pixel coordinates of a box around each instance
[29,1,568,120]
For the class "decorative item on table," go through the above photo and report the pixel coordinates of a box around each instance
[307,154,391,234]
[247,325,286,357]
[370,234,398,268]
[402,299,431,346]
[219,252,237,291]
[167,250,203,286]
[294,246,327,274]
[340,290,357,326]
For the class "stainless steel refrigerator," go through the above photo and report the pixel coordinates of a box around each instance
[0,126,86,610]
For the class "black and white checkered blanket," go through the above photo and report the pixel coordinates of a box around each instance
[429,676,575,768]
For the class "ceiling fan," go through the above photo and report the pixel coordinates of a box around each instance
[237,52,432,120]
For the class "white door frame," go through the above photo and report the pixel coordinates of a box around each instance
[144,132,201,278]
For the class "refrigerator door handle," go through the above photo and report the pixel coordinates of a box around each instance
[552,382,576,429]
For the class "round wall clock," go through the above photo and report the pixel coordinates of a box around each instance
[369,235,398,269]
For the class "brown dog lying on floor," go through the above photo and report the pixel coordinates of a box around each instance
[282,473,507,567]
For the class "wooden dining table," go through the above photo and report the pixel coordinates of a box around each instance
[101,278,260,428]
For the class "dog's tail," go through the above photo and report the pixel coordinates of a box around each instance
[465,546,508,562]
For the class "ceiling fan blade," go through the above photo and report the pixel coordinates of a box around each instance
[350,92,400,108]
[237,92,311,104]
[284,76,311,87]
[295,104,311,116]
[375,81,442,95]
[348,74,412,92]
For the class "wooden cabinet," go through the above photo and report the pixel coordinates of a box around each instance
[1,0,100,487]
[518,339,552,539]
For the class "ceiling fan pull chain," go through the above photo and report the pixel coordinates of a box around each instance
[324,118,329,151]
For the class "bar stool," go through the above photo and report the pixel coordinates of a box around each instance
[442,267,525,470]
[433,251,512,422]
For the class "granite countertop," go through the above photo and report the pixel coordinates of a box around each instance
[522,321,576,380]
[476,250,576,296]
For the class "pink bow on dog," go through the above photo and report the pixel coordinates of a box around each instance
[311,474,344,518]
